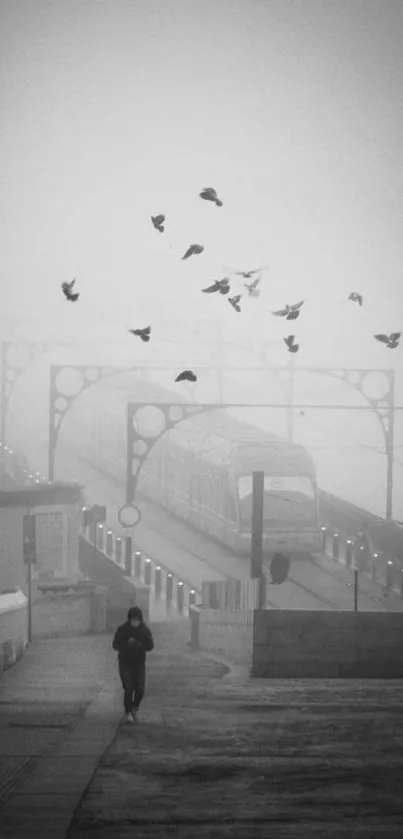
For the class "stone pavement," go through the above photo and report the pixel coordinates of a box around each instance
[2,621,403,838]
[0,632,123,838]
[68,623,403,839]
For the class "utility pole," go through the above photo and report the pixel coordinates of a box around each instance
[286,355,295,443]
[250,470,266,608]
[385,372,395,522]
[23,511,36,643]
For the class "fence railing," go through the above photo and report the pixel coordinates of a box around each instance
[201,578,260,610]
[80,519,201,618]
[320,525,403,599]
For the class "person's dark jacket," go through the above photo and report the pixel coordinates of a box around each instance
[112,620,154,669]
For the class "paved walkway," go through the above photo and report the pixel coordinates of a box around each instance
[2,622,403,838]
[0,633,123,838]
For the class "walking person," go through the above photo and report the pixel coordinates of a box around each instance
[112,606,154,724]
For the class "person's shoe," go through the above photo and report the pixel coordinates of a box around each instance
[132,709,139,723]
[125,712,134,724]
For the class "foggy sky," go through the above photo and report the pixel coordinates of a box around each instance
[1,0,403,516]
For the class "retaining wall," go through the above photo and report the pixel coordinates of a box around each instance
[0,589,28,675]
[32,586,108,638]
[253,609,403,678]
[190,607,254,666]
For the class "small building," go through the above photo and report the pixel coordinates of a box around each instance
[0,483,85,597]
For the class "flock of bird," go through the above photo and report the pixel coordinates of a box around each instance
[61,185,401,383]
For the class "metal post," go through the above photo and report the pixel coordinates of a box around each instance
[251,471,264,580]
[126,403,133,504]
[345,539,353,568]
[1,340,7,451]
[166,573,173,609]
[385,372,395,522]
[47,365,62,483]
[286,356,295,443]
[353,568,358,612]
[332,533,339,561]
[258,571,266,610]
[125,536,132,575]
[27,560,32,643]
[134,551,142,578]
[155,566,162,599]
[177,581,184,614]
[144,558,152,586]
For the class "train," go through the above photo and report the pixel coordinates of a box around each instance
[60,374,322,558]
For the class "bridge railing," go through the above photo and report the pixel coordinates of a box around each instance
[320,525,403,599]
[80,519,201,618]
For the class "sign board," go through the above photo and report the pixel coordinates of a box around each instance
[23,514,36,565]
[118,504,141,528]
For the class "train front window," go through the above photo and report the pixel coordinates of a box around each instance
[237,475,317,528]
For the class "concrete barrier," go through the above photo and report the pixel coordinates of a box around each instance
[0,589,28,675]
[190,607,254,666]
[253,609,403,678]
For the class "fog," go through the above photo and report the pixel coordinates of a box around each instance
[1,0,403,518]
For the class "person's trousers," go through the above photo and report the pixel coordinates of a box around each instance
[119,663,146,713]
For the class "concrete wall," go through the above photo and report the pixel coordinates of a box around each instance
[0,589,28,675]
[32,587,108,638]
[190,607,254,666]
[253,609,403,678]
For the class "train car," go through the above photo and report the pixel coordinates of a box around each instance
[61,375,322,558]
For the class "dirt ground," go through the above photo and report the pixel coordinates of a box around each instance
[66,622,403,838]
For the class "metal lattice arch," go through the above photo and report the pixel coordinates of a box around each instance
[47,363,296,487]
[47,362,396,519]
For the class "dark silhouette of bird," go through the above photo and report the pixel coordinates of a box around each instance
[175,370,197,382]
[284,335,299,353]
[199,187,223,207]
[349,292,363,306]
[244,276,261,297]
[182,244,205,260]
[228,294,242,312]
[272,300,304,321]
[233,264,269,279]
[202,278,230,295]
[151,214,165,232]
[61,279,79,302]
[129,326,151,342]
[374,332,401,349]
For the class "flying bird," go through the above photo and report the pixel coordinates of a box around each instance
[374,332,401,349]
[199,187,223,207]
[233,264,269,279]
[272,300,305,321]
[228,294,242,312]
[244,276,261,297]
[349,292,363,306]
[182,244,205,260]
[284,335,299,353]
[129,326,151,342]
[61,279,79,302]
[175,370,197,382]
[151,214,165,232]
[202,278,230,295]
